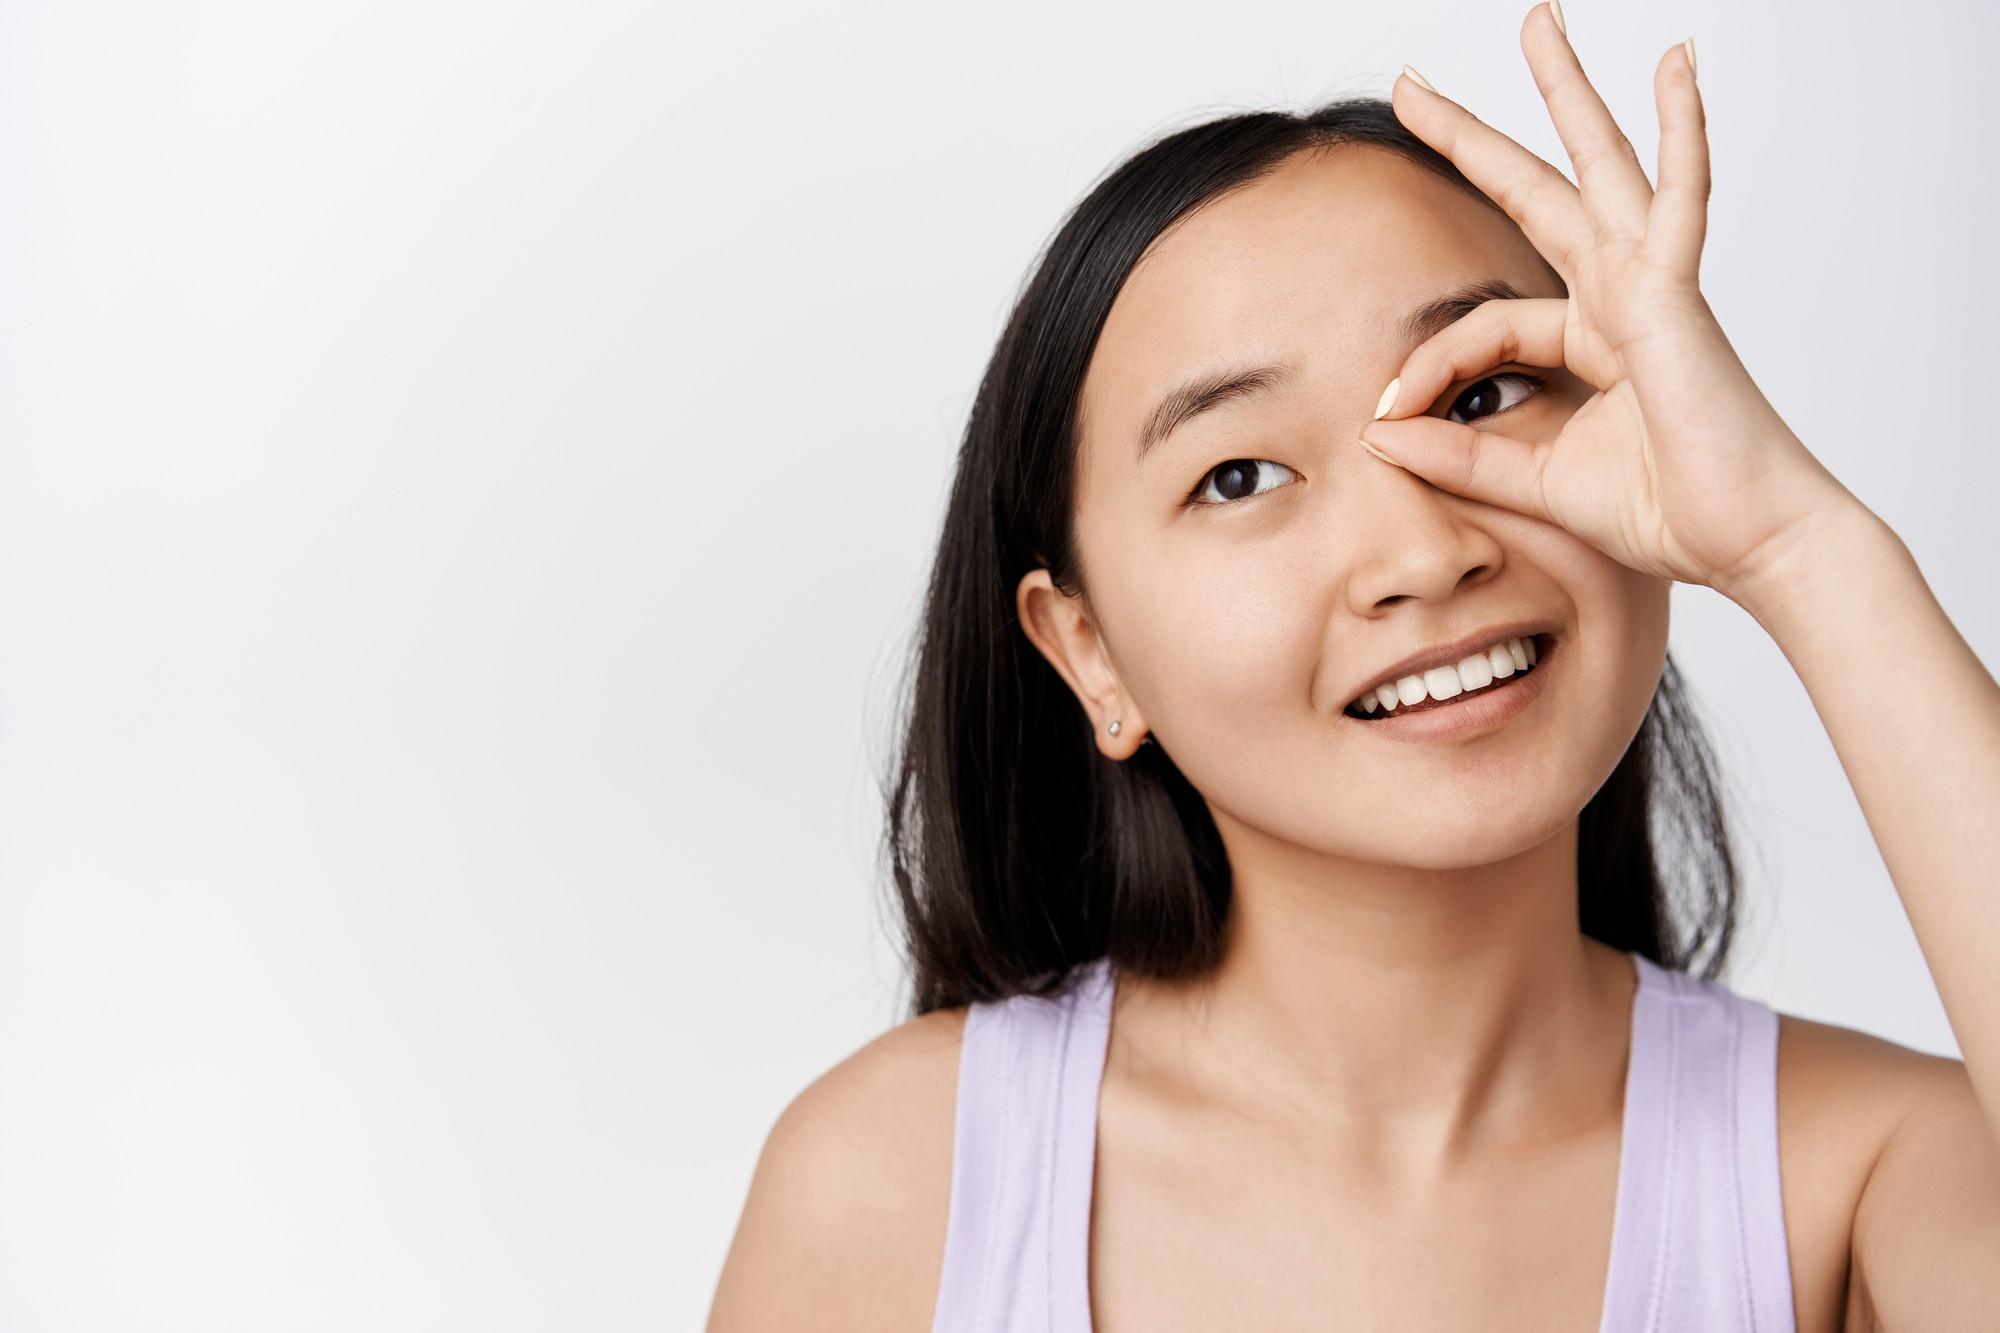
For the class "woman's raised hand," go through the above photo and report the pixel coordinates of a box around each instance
[1358,3,1859,605]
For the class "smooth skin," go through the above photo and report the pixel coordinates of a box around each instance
[710,7,2000,1329]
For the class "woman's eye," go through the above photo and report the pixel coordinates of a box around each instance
[1444,371,1549,425]
[1187,458,1299,508]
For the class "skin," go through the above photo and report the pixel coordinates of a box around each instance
[993,143,1820,1329]
[1012,139,1678,1315]
[709,7,2000,1329]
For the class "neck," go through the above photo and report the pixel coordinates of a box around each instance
[1116,818,1638,1183]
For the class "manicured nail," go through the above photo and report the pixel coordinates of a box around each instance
[1360,436,1400,467]
[1400,65,1436,94]
[1682,37,1696,77]
[1373,377,1401,420]
[1549,0,1566,36]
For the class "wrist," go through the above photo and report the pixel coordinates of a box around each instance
[1718,487,1902,633]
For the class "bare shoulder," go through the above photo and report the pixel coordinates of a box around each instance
[1776,1010,2000,1331]
[1777,1006,1959,1126]
[1774,1007,1954,1212]
[705,1003,970,1333]
[1772,1008,1979,1331]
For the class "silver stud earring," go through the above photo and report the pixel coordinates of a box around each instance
[1107,719,1122,736]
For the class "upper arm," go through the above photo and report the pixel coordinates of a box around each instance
[705,1007,968,1333]
[1847,1053,2000,1330]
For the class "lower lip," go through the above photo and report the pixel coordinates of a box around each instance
[1344,635,1559,743]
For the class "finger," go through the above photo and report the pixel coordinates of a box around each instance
[1355,415,1556,526]
[1391,70,1593,283]
[1647,38,1708,277]
[1370,297,1570,422]
[1518,3,1656,242]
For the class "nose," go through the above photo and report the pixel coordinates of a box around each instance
[1342,447,1507,610]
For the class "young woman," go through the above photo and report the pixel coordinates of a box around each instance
[710,6,2000,1328]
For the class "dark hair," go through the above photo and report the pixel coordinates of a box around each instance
[876,96,1740,1018]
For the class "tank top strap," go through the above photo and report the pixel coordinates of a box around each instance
[930,956,1116,1333]
[1599,951,1797,1333]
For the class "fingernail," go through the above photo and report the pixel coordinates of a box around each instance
[1360,436,1401,467]
[1400,65,1437,94]
[1550,0,1566,36]
[1682,37,1696,77]
[1372,377,1401,420]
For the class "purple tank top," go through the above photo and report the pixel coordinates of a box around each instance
[928,949,1796,1332]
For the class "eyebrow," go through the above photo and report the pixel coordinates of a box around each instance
[1134,276,1533,463]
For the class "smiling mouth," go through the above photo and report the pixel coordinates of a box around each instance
[1343,633,1558,720]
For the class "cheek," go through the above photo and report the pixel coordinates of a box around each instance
[1123,559,1325,737]
[1605,571,1673,742]
[1528,528,1672,675]
[1536,560,1672,814]
[1591,558,1673,696]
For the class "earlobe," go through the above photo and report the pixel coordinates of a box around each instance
[1014,568,1152,757]
[1103,716,1159,752]
[1086,639,1154,757]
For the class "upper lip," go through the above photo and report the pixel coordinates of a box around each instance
[1343,619,1560,708]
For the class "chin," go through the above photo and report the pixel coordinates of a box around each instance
[1347,788,1580,870]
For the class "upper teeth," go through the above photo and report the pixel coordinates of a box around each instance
[1351,635,1539,716]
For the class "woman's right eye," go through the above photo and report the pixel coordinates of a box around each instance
[1186,458,1299,508]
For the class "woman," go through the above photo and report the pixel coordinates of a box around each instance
[710,5,2000,1328]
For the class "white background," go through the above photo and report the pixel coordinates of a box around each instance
[2,0,1993,1327]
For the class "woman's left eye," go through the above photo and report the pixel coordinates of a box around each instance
[1444,371,1549,425]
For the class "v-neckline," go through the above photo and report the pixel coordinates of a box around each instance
[1057,949,1666,1332]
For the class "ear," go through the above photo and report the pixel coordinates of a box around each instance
[1015,567,1151,758]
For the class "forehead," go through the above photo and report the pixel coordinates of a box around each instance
[1081,146,1546,453]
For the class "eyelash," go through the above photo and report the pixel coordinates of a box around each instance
[1182,371,1552,510]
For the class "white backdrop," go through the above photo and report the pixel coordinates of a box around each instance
[1,0,1993,1327]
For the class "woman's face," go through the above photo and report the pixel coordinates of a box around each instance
[1028,145,1669,871]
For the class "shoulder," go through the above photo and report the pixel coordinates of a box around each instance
[1774,1011,2000,1330]
[1770,1008,1991,1330]
[1773,1006,1967,1178]
[1771,1007,1951,1215]
[1775,1006,1955,1123]
[705,1003,972,1332]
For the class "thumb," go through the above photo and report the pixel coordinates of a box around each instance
[1357,416,1556,525]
